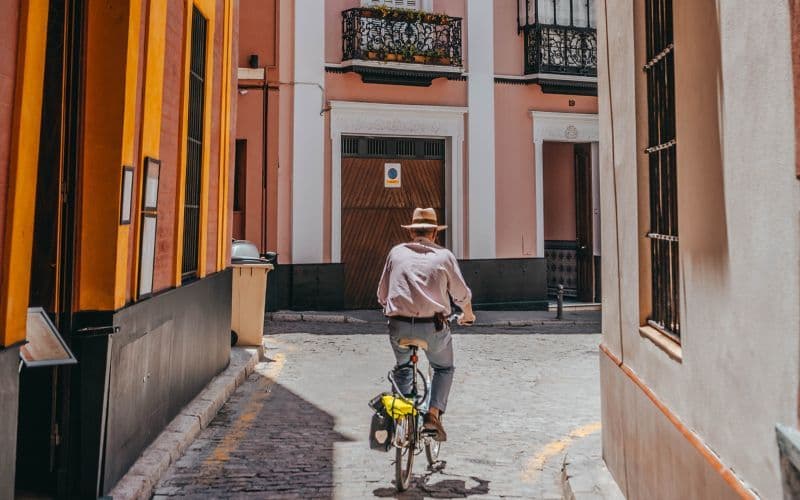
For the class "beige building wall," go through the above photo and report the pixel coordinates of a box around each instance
[599,0,800,498]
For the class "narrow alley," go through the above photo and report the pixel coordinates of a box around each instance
[154,318,601,499]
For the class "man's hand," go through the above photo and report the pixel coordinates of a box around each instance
[458,303,476,326]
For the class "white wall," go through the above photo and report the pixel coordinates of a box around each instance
[467,0,496,259]
[292,0,326,263]
[599,0,800,497]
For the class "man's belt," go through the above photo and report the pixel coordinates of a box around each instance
[390,316,435,323]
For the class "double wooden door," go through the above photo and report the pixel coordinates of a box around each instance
[341,146,445,309]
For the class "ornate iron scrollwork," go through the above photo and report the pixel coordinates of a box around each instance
[524,24,597,76]
[341,8,463,67]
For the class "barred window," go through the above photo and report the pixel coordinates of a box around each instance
[644,0,679,338]
[181,6,207,281]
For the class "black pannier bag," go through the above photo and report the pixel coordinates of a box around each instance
[369,392,395,452]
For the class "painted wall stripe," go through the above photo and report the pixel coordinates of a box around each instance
[600,344,756,499]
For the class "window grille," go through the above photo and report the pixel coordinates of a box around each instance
[423,140,443,159]
[643,0,679,338]
[367,138,390,156]
[341,136,445,160]
[396,139,415,157]
[181,6,207,280]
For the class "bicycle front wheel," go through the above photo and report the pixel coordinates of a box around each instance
[425,438,440,465]
[395,414,415,491]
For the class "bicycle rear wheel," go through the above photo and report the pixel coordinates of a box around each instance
[395,414,415,491]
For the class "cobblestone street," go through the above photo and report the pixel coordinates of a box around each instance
[155,319,601,499]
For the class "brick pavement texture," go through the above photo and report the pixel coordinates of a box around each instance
[155,324,602,499]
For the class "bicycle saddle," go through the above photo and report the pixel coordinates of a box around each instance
[398,338,428,350]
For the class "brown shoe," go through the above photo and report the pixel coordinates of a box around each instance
[423,413,447,442]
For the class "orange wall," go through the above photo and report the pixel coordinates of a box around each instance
[236,89,266,249]
[494,0,525,75]
[543,141,576,241]
[238,0,277,69]
[153,0,185,294]
[494,83,596,257]
[0,1,21,290]
[236,0,282,254]
[326,72,468,106]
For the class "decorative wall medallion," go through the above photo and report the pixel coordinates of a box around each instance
[565,125,579,140]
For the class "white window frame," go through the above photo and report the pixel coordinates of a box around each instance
[361,0,434,11]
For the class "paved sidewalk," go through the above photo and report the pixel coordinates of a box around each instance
[269,309,601,328]
[561,432,625,500]
[110,348,260,500]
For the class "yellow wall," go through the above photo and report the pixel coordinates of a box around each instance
[0,0,49,346]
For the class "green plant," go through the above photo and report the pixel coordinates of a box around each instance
[360,5,451,24]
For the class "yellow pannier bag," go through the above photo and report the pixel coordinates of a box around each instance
[381,394,417,419]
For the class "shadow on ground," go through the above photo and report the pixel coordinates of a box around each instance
[373,471,490,499]
[156,370,354,498]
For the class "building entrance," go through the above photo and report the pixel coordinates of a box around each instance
[16,0,83,496]
[543,142,599,302]
[341,136,446,309]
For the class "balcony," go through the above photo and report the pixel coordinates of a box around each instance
[519,1,598,95]
[338,7,463,87]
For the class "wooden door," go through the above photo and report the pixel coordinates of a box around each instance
[342,155,445,309]
[574,143,594,302]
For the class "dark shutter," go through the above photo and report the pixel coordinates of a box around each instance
[182,7,207,280]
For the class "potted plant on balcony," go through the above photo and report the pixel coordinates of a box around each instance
[430,48,451,66]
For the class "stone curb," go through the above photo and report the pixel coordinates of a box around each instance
[108,347,259,500]
[268,312,367,323]
[267,312,597,328]
[560,452,625,500]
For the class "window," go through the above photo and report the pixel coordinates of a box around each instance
[181,6,207,280]
[643,0,679,338]
[520,0,595,28]
[362,0,423,10]
[233,139,246,212]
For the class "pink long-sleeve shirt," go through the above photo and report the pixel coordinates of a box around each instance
[376,239,472,317]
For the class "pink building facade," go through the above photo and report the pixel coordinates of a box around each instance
[236,0,599,310]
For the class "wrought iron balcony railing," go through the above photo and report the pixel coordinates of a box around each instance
[341,8,463,68]
[523,23,597,77]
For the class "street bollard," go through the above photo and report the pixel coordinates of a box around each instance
[556,284,564,320]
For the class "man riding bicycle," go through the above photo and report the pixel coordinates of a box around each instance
[377,207,475,442]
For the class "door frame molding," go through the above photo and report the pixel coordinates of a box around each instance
[531,111,599,258]
[330,101,467,262]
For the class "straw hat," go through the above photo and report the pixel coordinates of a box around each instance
[401,207,447,230]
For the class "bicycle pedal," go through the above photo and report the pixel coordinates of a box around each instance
[428,460,446,472]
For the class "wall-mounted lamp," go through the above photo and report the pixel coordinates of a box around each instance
[248,54,259,69]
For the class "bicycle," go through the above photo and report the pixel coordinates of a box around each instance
[386,314,466,491]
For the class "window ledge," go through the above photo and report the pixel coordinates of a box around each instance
[639,325,682,362]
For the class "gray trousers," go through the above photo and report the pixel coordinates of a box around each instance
[388,318,455,412]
